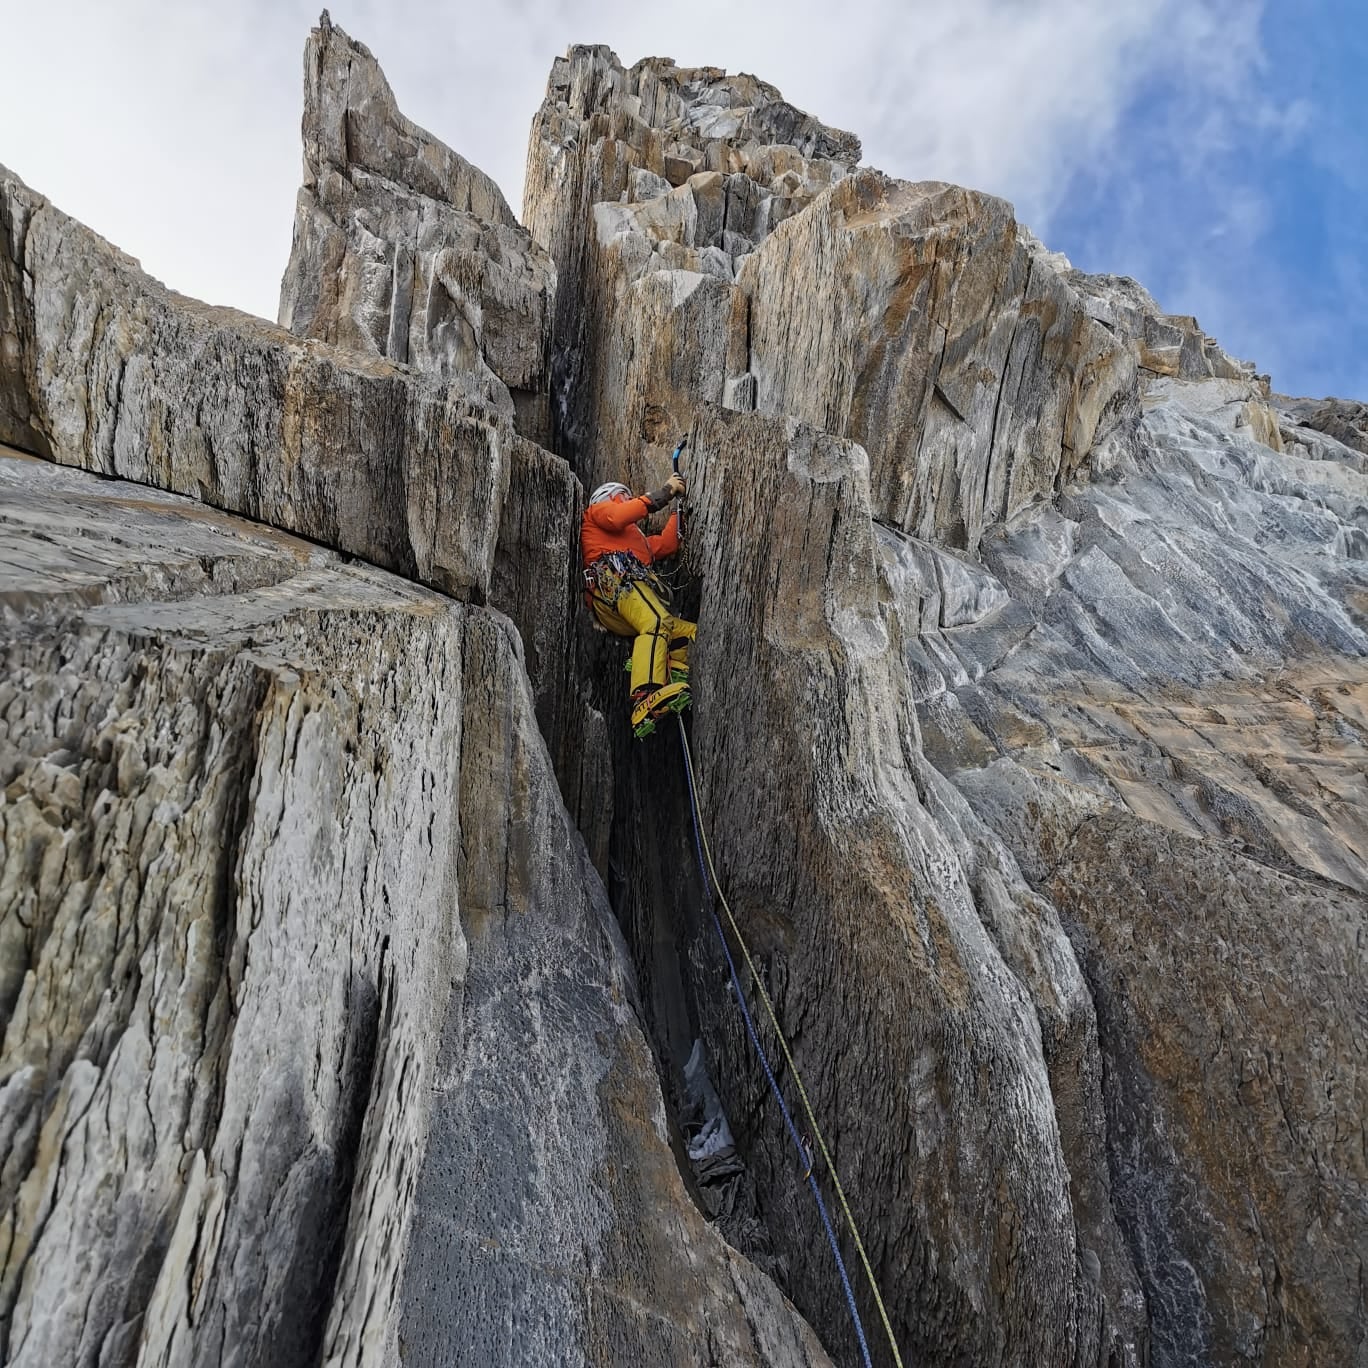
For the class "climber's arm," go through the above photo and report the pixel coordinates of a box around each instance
[647,512,680,559]
[587,495,654,533]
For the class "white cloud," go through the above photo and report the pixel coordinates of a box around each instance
[9,0,1360,401]
[3,0,1275,314]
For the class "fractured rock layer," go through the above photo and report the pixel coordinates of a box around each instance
[1,163,511,601]
[618,405,1143,1366]
[525,47,1139,554]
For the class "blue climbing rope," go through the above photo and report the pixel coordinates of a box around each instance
[676,717,875,1368]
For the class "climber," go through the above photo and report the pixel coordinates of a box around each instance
[581,469,696,738]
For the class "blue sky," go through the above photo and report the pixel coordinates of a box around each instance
[1037,2,1368,399]
[4,0,1363,400]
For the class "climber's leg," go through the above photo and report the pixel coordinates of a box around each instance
[666,616,696,680]
[591,595,635,639]
[615,582,676,692]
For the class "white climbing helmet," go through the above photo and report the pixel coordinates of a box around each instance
[590,481,631,504]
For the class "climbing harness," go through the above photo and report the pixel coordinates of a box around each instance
[676,716,908,1368]
[583,549,661,607]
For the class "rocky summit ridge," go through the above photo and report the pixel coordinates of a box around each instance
[1,16,1365,1368]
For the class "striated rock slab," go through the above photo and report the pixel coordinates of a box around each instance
[1,164,514,601]
[0,449,468,1367]
[1048,815,1366,1368]
[911,378,1368,1363]
[396,606,830,1368]
[739,172,1138,548]
[279,16,556,444]
[1059,263,1257,385]
[0,448,829,1367]
[1276,394,1368,461]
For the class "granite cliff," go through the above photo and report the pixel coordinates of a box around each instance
[1,17,1364,1368]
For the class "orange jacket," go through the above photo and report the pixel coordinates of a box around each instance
[581,496,680,569]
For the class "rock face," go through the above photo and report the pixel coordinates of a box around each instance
[3,19,1367,1368]
[525,48,1137,553]
[526,41,1368,1368]
[523,46,861,480]
[736,175,1137,548]
[915,375,1368,1366]
[1,164,511,602]
[1275,394,1368,459]
[1,125,588,816]
[0,448,828,1367]
[278,17,556,445]
[625,404,1142,1366]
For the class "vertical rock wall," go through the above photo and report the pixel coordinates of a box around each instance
[523,38,1367,1368]
[0,450,831,1366]
[0,456,467,1366]
[524,46,1137,554]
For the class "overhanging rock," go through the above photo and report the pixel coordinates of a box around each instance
[1,164,510,602]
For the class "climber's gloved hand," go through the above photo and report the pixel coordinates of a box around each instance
[644,473,685,510]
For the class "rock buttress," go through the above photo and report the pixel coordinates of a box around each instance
[523,46,1138,554]
[606,406,1144,1366]
[0,450,830,1366]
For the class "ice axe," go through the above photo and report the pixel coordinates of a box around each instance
[671,432,689,543]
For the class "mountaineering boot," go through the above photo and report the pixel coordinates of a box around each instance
[631,687,660,739]
[648,678,690,718]
[630,679,690,738]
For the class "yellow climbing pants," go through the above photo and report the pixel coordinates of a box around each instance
[592,581,696,693]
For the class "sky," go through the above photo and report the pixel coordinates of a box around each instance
[4,0,1364,400]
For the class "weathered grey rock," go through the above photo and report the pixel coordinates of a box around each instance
[6,19,1368,1368]
[0,448,829,1367]
[0,449,468,1367]
[0,163,511,600]
[0,158,593,807]
[739,173,1139,548]
[1053,253,1257,384]
[1048,816,1366,1368]
[523,40,1368,1364]
[1276,394,1368,459]
[279,17,556,444]
[911,379,1368,1364]
[524,45,859,467]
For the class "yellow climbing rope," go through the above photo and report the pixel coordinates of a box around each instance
[676,719,906,1368]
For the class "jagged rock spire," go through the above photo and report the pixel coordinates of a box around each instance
[279,16,555,442]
